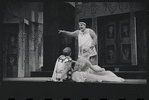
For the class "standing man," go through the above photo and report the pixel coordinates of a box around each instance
[59,22,97,65]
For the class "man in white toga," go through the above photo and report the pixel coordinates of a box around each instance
[59,22,97,65]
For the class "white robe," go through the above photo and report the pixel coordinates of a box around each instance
[78,28,97,57]
[51,55,72,81]
[72,67,124,82]
[72,57,124,82]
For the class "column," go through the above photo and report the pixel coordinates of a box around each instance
[75,2,79,60]
[18,18,25,77]
[130,2,137,65]
[92,17,98,65]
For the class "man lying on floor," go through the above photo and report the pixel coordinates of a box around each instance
[51,46,124,82]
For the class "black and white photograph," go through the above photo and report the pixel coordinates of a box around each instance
[1,1,148,100]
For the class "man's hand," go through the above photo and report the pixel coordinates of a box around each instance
[58,30,64,34]
[72,60,76,63]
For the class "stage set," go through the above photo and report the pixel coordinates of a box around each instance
[2,1,148,100]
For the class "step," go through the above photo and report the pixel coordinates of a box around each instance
[2,79,147,98]
[31,71,53,77]
[113,71,147,79]
[102,65,146,71]
[31,71,147,79]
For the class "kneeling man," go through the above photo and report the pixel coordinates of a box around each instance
[51,47,73,82]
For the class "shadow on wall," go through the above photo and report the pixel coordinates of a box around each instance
[43,2,75,71]
[58,2,75,60]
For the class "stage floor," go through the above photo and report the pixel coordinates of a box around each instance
[3,77,147,84]
[1,77,148,99]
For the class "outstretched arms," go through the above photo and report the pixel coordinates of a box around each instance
[59,30,79,37]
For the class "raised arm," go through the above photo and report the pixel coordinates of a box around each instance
[89,29,97,48]
[59,30,79,37]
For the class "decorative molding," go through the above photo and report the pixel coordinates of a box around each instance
[76,4,90,16]
[102,2,118,14]
[3,12,20,23]
[90,2,100,16]
[76,2,146,19]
